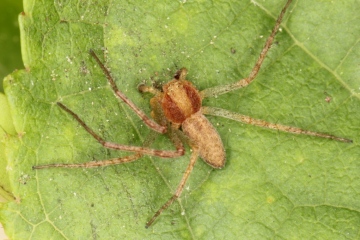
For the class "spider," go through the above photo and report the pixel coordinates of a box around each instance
[33,0,352,228]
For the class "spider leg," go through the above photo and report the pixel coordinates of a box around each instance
[33,126,160,169]
[89,49,166,133]
[56,102,185,158]
[138,84,161,95]
[201,0,293,98]
[32,154,143,169]
[202,106,352,143]
[145,147,199,228]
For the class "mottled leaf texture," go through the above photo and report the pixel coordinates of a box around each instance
[1,0,359,239]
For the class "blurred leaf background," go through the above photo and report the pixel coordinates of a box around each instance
[0,1,22,239]
[0,0,23,93]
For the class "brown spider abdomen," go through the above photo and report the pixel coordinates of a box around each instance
[162,79,202,124]
[160,73,225,168]
[182,111,225,168]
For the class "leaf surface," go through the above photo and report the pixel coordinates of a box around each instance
[1,0,359,239]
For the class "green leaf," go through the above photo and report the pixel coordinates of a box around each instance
[1,0,359,239]
[0,0,23,93]
[0,92,16,204]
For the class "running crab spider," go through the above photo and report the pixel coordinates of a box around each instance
[33,0,352,228]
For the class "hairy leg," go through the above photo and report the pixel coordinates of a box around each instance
[202,106,352,143]
[145,147,199,228]
[201,0,293,98]
[90,49,166,133]
[57,102,184,158]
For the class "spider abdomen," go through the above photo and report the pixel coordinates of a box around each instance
[182,111,225,169]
